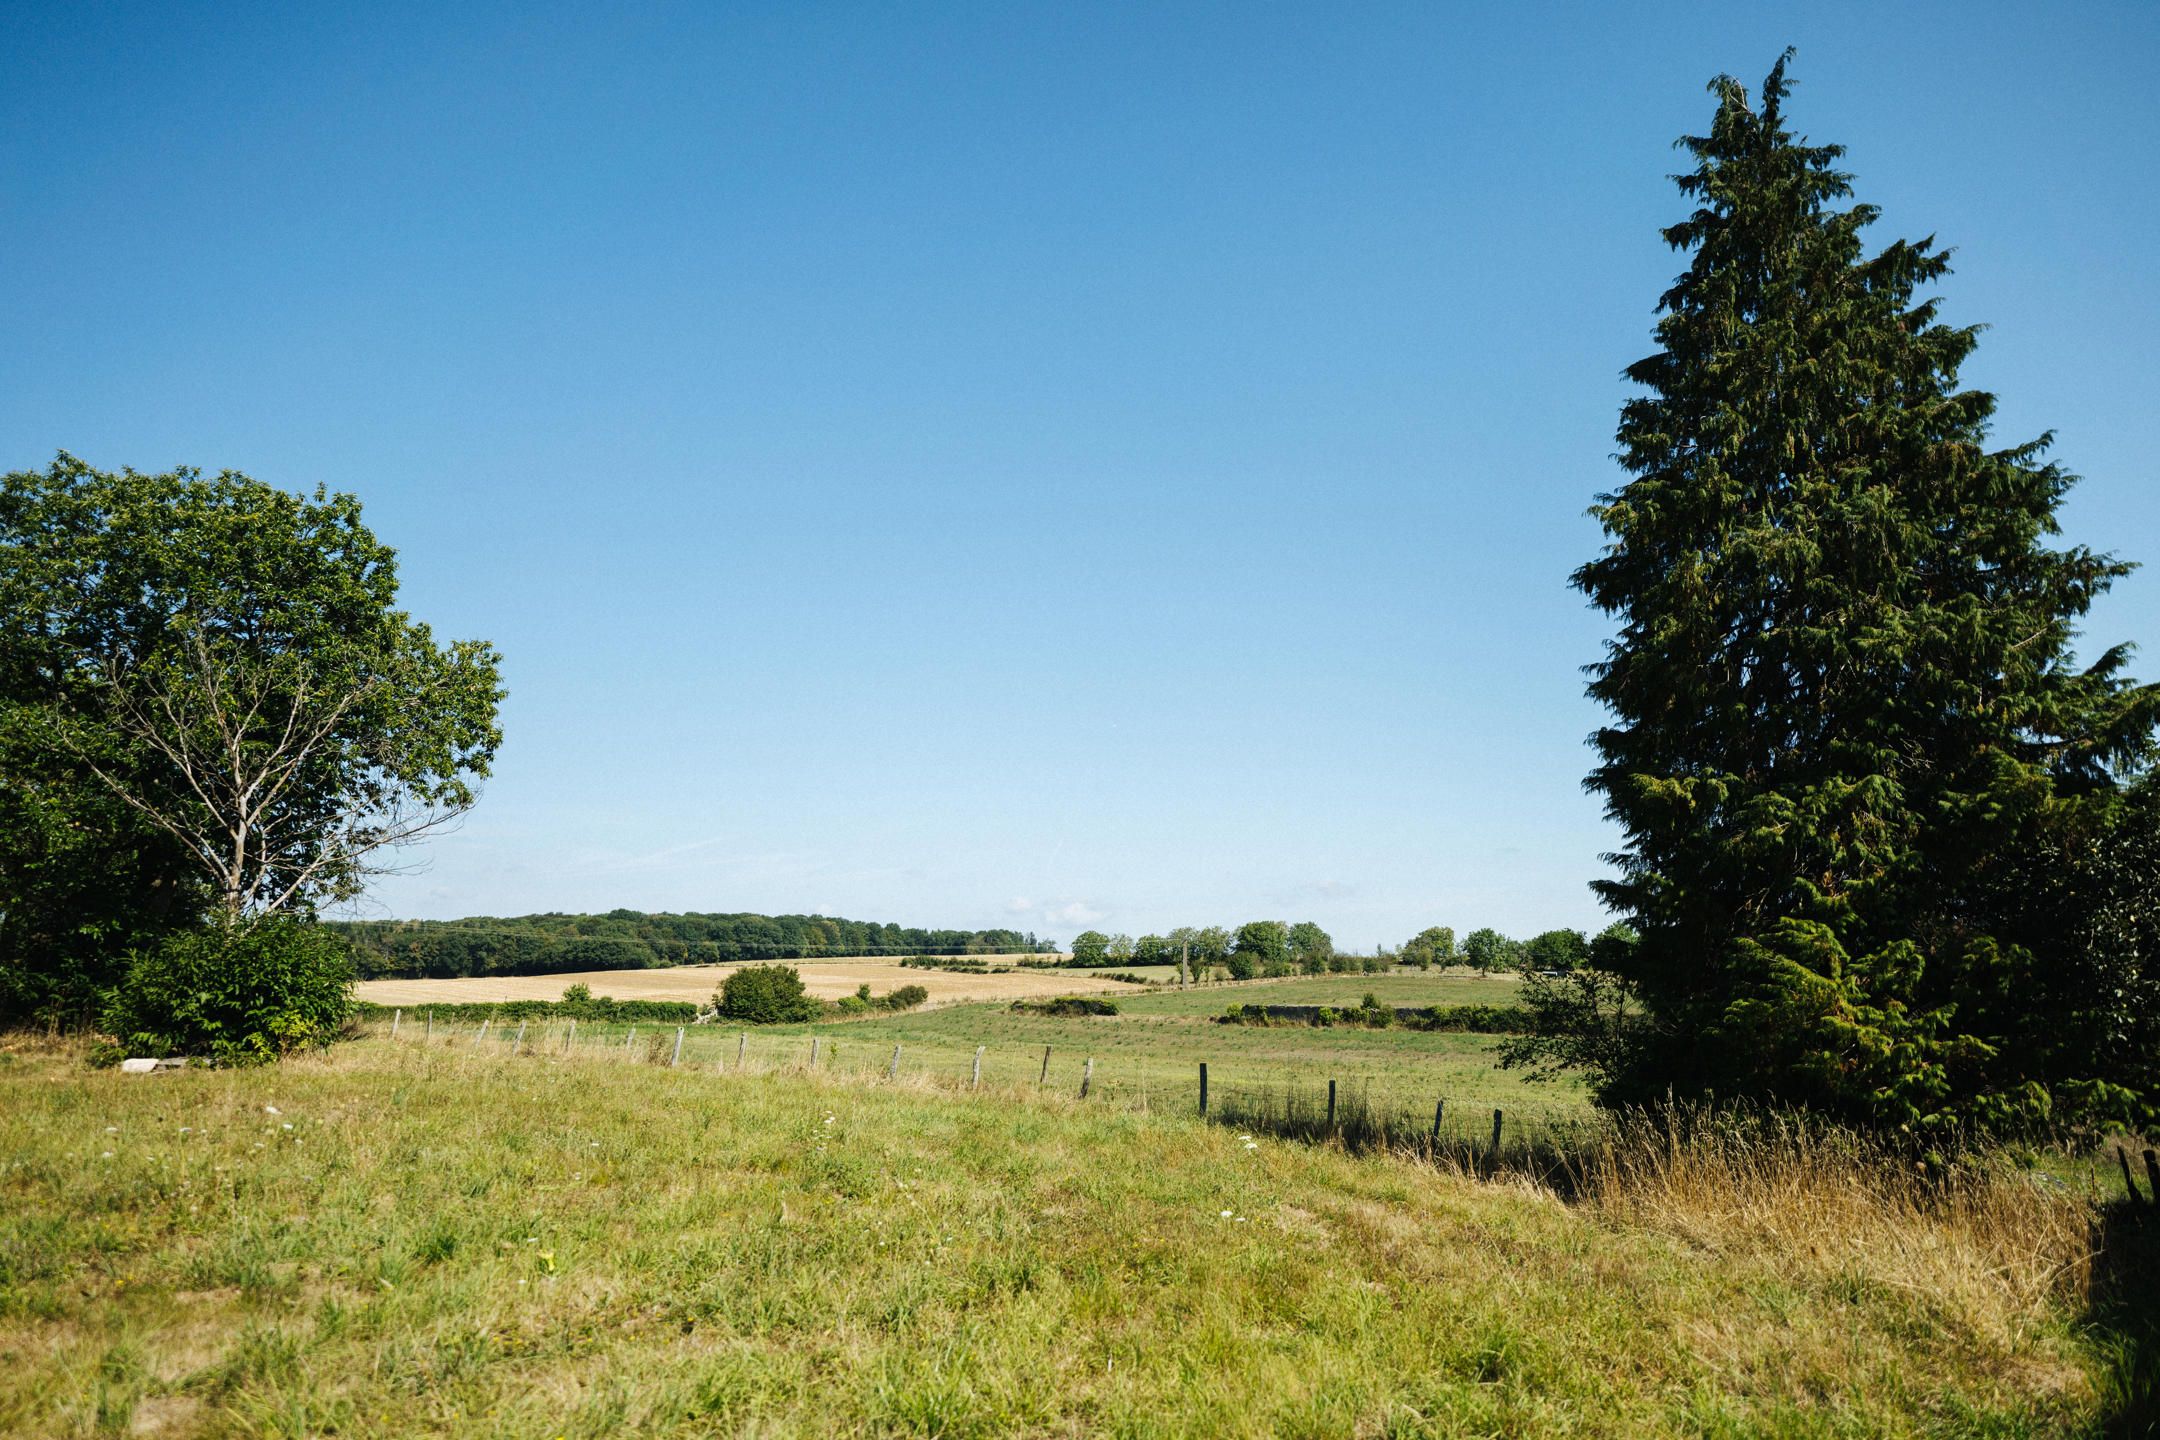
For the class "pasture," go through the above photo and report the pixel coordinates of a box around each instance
[0,1035,2131,1438]
[364,970,1575,1126]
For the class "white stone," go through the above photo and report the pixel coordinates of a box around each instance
[119,1058,158,1074]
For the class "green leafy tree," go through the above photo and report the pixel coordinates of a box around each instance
[1106,933,1136,964]
[1288,921,1334,974]
[1550,57,2156,1134]
[1977,775,2160,1131]
[717,964,821,1023]
[1522,929,1589,973]
[2,458,503,938]
[1229,920,1290,980]
[1134,934,1173,965]
[1402,926,1457,970]
[1068,930,1110,967]
[1462,928,1517,976]
[1185,925,1232,978]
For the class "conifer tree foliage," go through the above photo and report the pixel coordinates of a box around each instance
[1539,56,2157,1138]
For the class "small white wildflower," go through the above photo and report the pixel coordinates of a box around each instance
[106,1125,119,1133]
[1219,1209,1232,1218]
[100,1150,115,1159]
[281,1123,294,1131]
[264,1105,281,1116]
[179,1127,192,1135]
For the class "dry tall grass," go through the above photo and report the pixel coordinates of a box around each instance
[1568,1110,2097,1367]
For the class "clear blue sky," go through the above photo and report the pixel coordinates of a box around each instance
[3,3,2154,949]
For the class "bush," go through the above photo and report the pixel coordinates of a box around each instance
[882,984,929,1012]
[1013,996,1119,1017]
[716,964,822,1024]
[104,919,354,1064]
[835,994,870,1016]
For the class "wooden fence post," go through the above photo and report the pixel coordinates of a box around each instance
[1199,1062,1208,1117]
[565,1020,575,1052]
[737,1032,748,1070]
[625,1026,636,1053]
[972,1046,984,1089]
[391,1009,401,1039]
[1430,1098,1445,1153]
[1079,1057,1093,1100]
[671,1029,684,1066]
[888,1044,902,1080]
[511,1020,527,1054]
[2120,1145,2144,1205]
[1489,1108,1505,1168]
[1327,1079,1337,1132]
[810,1036,821,1068]
[1039,1046,1052,1084]
[1179,942,1190,991]
[473,1019,490,1048]
[425,1012,432,1040]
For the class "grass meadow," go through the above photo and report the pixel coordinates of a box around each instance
[367,970,1584,1129]
[3,1031,2151,1438]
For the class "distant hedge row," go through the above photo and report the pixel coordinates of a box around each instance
[1011,997,1121,1017]
[354,997,700,1024]
[1217,1002,1530,1033]
[333,911,1052,980]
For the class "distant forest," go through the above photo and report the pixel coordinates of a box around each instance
[332,911,1056,980]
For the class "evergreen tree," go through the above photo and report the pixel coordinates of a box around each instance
[1557,55,2156,1137]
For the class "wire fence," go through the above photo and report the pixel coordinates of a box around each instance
[358,1009,1596,1174]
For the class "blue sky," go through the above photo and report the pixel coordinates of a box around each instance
[3,3,2154,949]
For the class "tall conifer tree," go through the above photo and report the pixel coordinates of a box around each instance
[1565,55,2156,1136]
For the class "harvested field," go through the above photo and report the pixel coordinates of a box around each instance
[353,956,1124,1008]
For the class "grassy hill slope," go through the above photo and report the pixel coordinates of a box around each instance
[0,1038,2124,1437]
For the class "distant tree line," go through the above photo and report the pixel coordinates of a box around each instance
[332,911,1055,980]
[1397,924,1630,976]
[1059,919,1618,981]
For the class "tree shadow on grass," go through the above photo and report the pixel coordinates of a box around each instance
[2089,1202,2158,1438]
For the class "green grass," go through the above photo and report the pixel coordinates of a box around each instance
[371,969,1577,1128]
[1110,969,1522,1016]
[0,1037,2123,1437]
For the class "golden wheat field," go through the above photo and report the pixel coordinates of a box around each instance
[352,957,1123,1008]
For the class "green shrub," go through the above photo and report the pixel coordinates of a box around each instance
[835,994,870,1016]
[561,983,592,1003]
[1014,996,1120,1017]
[882,984,929,1012]
[104,919,354,1064]
[716,964,821,1024]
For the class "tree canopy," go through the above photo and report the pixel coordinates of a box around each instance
[0,457,504,1021]
[1526,56,2157,1137]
